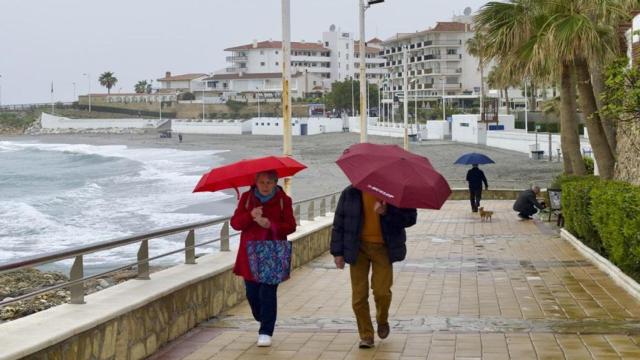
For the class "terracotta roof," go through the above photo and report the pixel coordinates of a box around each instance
[383,22,469,44]
[368,37,383,44]
[207,72,303,81]
[225,41,328,52]
[157,73,208,82]
[354,41,382,54]
[432,22,468,32]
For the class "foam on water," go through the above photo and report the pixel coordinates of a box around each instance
[0,140,234,266]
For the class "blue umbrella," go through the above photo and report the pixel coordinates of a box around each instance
[454,152,495,165]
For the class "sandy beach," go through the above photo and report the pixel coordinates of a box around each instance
[3,132,563,217]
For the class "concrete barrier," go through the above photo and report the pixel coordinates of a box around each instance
[0,215,333,360]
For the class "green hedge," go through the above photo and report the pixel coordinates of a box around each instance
[562,176,603,254]
[560,176,640,281]
[590,181,640,279]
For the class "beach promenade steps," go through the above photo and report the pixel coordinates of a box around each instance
[150,200,640,360]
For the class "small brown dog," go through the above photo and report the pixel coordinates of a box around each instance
[478,207,494,222]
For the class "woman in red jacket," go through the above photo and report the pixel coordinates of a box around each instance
[230,170,296,347]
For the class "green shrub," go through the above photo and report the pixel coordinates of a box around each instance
[562,176,604,254]
[590,181,640,279]
[583,157,594,175]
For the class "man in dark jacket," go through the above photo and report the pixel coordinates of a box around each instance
[513,185,545,220]
[331,186,417,349]
[466,164,488,212]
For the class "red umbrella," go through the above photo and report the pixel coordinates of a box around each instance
[336,143,451,209]
[193,155,307,196]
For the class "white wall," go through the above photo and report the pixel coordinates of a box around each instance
[171,119,248,135]
[451,114,487,144]
[349,120,423,138]
[251,117,302,136]
[486,130,592,158]
[498,114,515,131]
[426,120,449,140]
[41,113,164,129]
[306,117,343,135]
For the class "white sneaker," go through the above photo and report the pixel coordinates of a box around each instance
[257,334,272,347]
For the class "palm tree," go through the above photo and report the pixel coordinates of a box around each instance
[466,31,488,119]
[99,71,118,95]
[475,0,586,175]
[531,0,636,179]
[134,80,148,94]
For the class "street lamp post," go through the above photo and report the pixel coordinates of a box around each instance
[72,82,76,100]
[82,73,91,112]
[0,74,3,107]
[358,0,384,142]
[281,0,293,194]
[441,76,446,121]
[410,78,418,134]
[524,79,529,133]
[256,87,261,118]
[351,77,355,116]
[202,82,206,121]
[403,46,409,150]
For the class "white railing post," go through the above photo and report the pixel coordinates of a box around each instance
[185,230,196,264]
[69,255,85,304]
[220,221,230,251]
[294,204,301,225]
[137,240,150,280]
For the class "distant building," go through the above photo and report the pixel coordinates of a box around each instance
[381,21,476,102]
[222,25,387,97]
[156,72,208,93]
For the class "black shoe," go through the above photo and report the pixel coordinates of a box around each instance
[518,214,532,220]
[377,323,390,339]
[472,208,478,213]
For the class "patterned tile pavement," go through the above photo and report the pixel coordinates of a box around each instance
[149,201,640,359]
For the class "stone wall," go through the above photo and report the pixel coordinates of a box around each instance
[615,122,640,186]
[448,188,526,201]
[77,97,309,119]
[13,218,334,360]
[24,272,245,360]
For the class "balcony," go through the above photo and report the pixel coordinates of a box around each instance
[225,55,248,62]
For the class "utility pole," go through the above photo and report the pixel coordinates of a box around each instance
[403,46,409,150]
[281,0,293,194]
[359,0,367,142]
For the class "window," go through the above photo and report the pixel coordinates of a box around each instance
[325,41,329,47]
[261,122,265,126]
[261,62,265,66]
[275,62,279,66]
[447,49,457,55]
[275,50,279,54]
[346,43,349,49]
[260,50,264,55]
[275,123,279,126]
[460,123,469,127]
[267,123,270,126]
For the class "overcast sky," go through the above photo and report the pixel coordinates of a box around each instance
[0,0,488,105]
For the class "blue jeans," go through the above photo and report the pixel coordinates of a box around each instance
[244,280,279,336]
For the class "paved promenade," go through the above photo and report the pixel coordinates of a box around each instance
[150,201,640,359]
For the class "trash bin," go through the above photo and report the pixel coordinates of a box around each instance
[530,150,544,160]
[408,134,418,142]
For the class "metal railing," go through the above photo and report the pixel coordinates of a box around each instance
[446,179,555,190]
[0,191,341,307]
[0,102,75,112]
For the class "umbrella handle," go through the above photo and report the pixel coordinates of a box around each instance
[234,187,240,199]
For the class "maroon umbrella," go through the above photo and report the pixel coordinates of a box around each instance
[336,143,451,209]
[193,155,307,197]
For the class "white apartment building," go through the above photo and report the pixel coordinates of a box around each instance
[222,25,387,96]
[382,21,478,102]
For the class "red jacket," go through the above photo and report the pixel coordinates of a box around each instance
[230,186,296,281]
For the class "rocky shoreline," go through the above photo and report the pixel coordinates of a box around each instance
[0,267,164,322]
